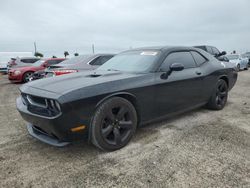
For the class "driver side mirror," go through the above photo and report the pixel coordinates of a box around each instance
[220,51,226,56]
[170,63,184,72]
[217,51,226,57]
[161,63,184,79]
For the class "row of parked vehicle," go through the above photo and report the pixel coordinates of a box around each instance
[2,45,249,84]
[6,54,114,83]
[195,45,250,71]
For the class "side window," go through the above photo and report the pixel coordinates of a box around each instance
[89,57,101,66]
[99,56,113,65]
[206,47,213,55]
[30,59,39,63]
[21,59,30,63]
[90,56,113,66]
[190,51,207,66]
[47,60,63,65]
[160,52,196,71]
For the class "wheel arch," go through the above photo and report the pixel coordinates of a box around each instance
[218,75,229,87]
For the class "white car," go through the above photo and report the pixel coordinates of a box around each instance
[0,52,33,74]
[226,54,249,71]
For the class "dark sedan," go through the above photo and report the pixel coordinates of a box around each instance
[16,46,237,151]
[31,54,114,80]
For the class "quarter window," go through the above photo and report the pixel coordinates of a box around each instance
[206,47,213,55]
[212,47,220,56]
[190,51,207,66]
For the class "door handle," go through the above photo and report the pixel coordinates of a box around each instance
[195,71,202,75]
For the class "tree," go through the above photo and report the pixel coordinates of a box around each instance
[64,51,69,58]
[34,52,44,58]
[52,55,57,58]
[74,53,79,56]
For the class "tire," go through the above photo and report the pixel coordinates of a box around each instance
[91,97,137,151]
[207,79,228,110]
[236,64,240,71]
[23,71,34,83]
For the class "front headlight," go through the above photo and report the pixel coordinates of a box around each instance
[13,70,21,75]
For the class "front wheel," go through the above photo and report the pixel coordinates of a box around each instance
[236,64,240,71]
[23,71,34,83]
[91,97,137,151]
[207,79,228,110]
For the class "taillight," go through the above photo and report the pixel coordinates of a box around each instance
[54,69,78,76]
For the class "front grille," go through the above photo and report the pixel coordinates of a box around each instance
[21,93,61,117]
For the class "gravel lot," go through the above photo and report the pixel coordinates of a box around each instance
[0,71,250,188]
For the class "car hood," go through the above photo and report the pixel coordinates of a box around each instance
[21,70,149,101]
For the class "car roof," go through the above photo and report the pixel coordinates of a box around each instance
[43,58,65,61]
[17,57,40,59]
[122,46,201,53]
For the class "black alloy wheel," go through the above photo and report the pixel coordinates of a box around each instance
[91,97,137,151]
[207,79,228,110]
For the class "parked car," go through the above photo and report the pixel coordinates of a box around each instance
[0,52,33,74]
[7,57,40,71]
[16,46,237,151]
[194,45,228,62]
[226,54,249,71]
[8,58,65,83]
[242,52,250,66]
[31,54,114,80]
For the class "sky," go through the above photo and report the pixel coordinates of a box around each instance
[0,0,249,57]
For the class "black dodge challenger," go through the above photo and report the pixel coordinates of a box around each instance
[17,46,237,151]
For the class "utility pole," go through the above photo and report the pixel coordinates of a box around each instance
[34,42,37,53]
[92,44,95,54]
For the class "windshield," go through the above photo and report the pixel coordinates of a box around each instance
[60,55,92,65]
[32,59,46,66]
[226,55,239,60]
[98,50,160,72]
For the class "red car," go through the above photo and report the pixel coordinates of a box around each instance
[8,58,65,83]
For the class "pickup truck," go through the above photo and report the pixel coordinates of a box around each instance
[194,45,228,62]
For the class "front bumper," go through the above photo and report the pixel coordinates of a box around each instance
[16,97,89,146]
[27,124,70,147]
[8,72,23,82]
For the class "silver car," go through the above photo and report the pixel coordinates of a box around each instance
[226,54,249,71]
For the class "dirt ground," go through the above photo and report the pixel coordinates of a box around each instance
[0,71,250,188]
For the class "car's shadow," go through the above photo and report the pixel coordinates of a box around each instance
[42,107,210,154]
[29,102,232,157]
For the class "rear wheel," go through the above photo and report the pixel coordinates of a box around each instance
[91,97,137,151]
[23,71,34,83]
[207,79,228,110]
